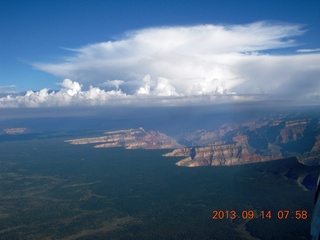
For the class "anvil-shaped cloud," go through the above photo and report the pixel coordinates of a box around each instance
[1,22,320,107]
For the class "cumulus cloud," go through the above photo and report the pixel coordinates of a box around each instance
[0,79,128,108]
[136,75,180,96]
[1,21,320,107]
[0,78,262,108]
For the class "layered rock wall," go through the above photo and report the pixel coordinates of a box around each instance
[66,128,183,150]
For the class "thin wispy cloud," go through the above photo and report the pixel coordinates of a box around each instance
[0,85,17,89]
[1,21,320,107]
[297,48,320,53]
[0,85,18,98]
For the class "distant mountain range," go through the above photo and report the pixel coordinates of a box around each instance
[65,114,320,167]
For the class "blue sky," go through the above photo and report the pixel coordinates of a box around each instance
[0,0,320,107]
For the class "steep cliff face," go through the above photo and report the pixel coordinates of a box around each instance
[66,128,183,149]
[279,119,310,143]
[312,135,320,152]
[164,133,283,167]
[300,134,320,165]
[164,115,320,167]
[182,124,239,146]
[66,114,320,167]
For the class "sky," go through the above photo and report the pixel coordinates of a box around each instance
[0,0,320,107]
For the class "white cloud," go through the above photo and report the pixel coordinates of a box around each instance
[136,75,179,97]
[0,85,18,97]
[137,74,152,95]
[0,79,129,108]
[33,22,307,94]
[297,48,320,53]
[99,80,124,90]
[231,53,320,96]
[1,21,320,107]
[0,85,17,89]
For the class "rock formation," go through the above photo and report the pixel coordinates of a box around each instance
[164,116,320,167]
[65,114,320,167]
[164,133,283,167]
[65,127,183,150]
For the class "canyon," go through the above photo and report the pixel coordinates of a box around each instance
[65,114,320,167]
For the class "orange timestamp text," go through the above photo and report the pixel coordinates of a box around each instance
[212,210,308,220]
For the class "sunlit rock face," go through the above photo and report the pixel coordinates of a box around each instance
[164,116,320,167]
[164,134,283,167]
[65,114,320,167]
[65,127,183,150]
